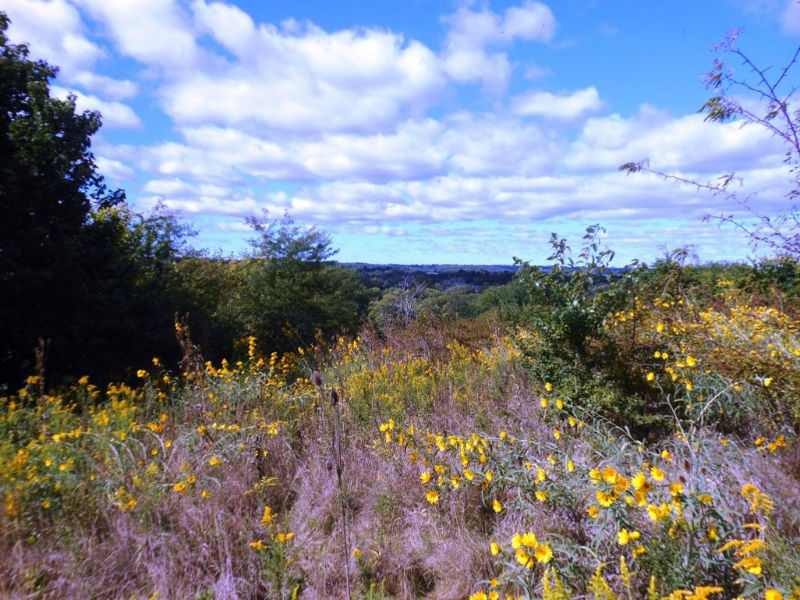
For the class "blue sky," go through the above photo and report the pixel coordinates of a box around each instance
[5,0,800,264]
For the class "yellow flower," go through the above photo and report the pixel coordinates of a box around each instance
[656,322,665,333]
[173,482,187,493]
[209,456,221,466]
[261,505,275,525]
[556,399,564,409]
[535,490,548,502]
[201,490,211,499]
[632,471,649,491]
[650,467,665,481]
[763,377,773,388]
[250,540,266,551]
[352,548,362,558]
[490,542,500,555]
[553,429,561,440]
[469,593,488,600]
[587,505,599,518]
[515,548,533,568]
[732,556,762,576]
[646,372,655,382]
[534,544,553,563]
[717,540,743,553]
[426,490,439,504]
[493,499,503,513]
[686,355,696,368]
[602,466,617,484]
[737,539,766,555]
[765,590,783,600]
[596,490,615,507]
[485,470,493,482]
[137,369,148,378]
[540,397,548,408]
[618,529,631,545]
[420,471,432,484]
[618,529,640,545]
[545,382,553,392]
[276,531,295,543]
[463,469,474,481]
[567,460,575,473]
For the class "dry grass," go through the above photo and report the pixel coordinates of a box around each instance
[1,306,799,599]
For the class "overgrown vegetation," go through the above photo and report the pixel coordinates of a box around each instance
[2,265,799,598]
[2,12,799,600]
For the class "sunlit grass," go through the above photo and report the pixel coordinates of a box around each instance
[1,288,799,599]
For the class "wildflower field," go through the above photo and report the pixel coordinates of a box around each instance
[1,262,799,600]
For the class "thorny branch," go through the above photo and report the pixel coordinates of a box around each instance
[620,32,800,258]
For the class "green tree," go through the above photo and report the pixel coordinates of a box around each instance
[228,213,371,353]
[0,13,193,387]
[0,12,122,386]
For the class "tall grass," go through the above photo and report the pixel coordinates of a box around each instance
[1,288,798,599]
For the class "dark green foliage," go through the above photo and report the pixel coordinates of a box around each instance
[740,256,800,308]
[0,14,191,388]
[180,213,373,357]
[0,13,118,386]
[513,226,629,378]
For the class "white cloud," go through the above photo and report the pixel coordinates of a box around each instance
[438,112,562,176]
[156,4,446,133]
[96,156,135,181]
[71,72,138,100]
[73,0,201,69]
[441,2,556,93]
[567,105,786,173]
[3,0,104,76]
[51,85,142,129]
[511,87,603,121]
[7,0,787,264]
[782,0,800,33]
[131,111,565,186]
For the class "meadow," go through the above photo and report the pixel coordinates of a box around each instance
[2,256,799,600]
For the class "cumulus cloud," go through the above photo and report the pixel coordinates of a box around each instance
[566,104,786,173]
[511,87,603,121]
[96,156,135,181]
[73,0,202,69]
[71,72,138,100]
[148,3,446,134]
[3,0,788,264]
[3,0,104,76]
[441,1,556,93]
[51,85,142,128]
